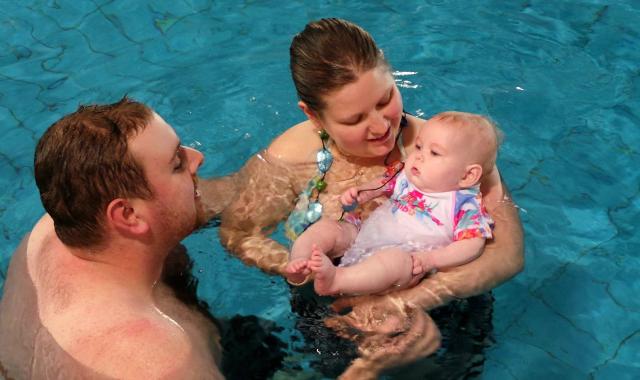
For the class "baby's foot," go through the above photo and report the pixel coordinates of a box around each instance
[308,245,338,295]
[285,258,310,285]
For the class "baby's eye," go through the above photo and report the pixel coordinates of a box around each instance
[430,150,440,156]
[415,143,422,150]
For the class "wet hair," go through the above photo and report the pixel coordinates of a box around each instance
[290,18,390,113]
[34,96,154,248]
[432,111,503,179]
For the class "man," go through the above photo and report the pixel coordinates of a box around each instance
[0,98,223,378]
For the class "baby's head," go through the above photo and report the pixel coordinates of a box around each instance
[405,111,501,193]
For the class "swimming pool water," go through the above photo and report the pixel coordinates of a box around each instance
[1,1,639,378]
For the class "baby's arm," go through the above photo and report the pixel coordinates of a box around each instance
[412,238,485,275]
[341,173,397,208]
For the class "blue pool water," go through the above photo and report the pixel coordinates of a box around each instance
[1,1,639,378]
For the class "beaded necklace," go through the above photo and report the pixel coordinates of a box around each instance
[283,113,408,242]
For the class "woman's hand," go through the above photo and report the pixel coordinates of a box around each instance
[326,294,441,379]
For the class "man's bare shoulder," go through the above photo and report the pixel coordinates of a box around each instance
[68,317,221,379]
[267,120,322,164]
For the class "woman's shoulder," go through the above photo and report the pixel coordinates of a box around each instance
[267,120,322,164]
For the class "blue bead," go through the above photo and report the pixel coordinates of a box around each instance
[316,149,333,173]
[305,202,323,223]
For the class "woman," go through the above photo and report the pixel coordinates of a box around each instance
[201,18,523,378]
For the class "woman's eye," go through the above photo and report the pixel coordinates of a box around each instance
[378,90,393,106]
[343,115,362,125]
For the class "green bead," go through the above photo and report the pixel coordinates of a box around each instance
[319,130,330,141]
[315,180,327,192]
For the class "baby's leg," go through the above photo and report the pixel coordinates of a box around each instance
[309,247,414,296]
[286,219,358,284]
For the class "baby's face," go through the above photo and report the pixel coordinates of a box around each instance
[405,119,473,193]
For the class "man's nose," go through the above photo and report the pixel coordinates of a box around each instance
[183,146,204,173]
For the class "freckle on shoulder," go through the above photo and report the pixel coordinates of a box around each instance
[267,120,321,164]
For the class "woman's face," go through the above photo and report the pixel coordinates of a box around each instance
[317,65,403,159]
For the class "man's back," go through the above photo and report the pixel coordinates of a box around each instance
[0,216,223,379]
[0,218,111,379]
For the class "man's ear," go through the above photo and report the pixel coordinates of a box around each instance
[298,101,322,130]
[459,164,483,188]
[106,198,149,236]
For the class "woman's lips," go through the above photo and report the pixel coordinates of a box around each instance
[368,127,391,143]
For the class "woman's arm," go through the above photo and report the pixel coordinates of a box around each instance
[326,169,523,377]
[351,167,523,312]
[196,173,242,224]
[398,167,524,308]
[218,153,298,274]
[330,167,524,326]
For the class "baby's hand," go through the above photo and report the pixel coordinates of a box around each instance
[340,187,359,207]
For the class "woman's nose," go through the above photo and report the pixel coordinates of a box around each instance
[183,146,204,173]
[368,111,389,136]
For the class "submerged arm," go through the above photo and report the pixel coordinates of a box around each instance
[394,168,524,309]
[197,172,242,222]
[218,153,297,274]
[326,169,523,378]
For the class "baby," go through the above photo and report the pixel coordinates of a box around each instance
[286,111,500,296]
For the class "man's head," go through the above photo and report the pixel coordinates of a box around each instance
[34,97,203,249]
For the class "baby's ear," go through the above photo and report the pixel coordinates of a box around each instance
[459,164,483,188]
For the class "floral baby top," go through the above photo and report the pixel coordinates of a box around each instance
[340,170,494,267]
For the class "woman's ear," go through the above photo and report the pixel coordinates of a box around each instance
[459,164,483,188]
[106,199,149,237]
[298,101,322,130]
